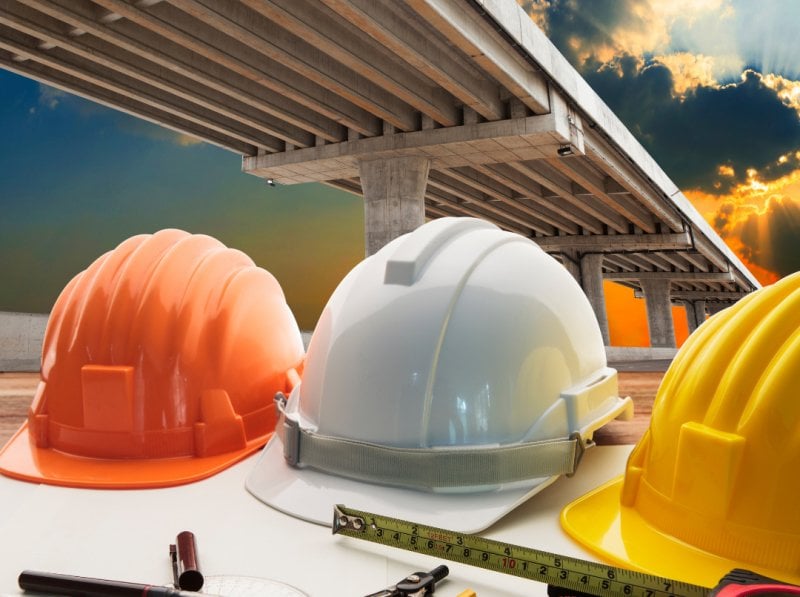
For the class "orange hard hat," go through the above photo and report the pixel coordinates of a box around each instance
[0,229,305,488]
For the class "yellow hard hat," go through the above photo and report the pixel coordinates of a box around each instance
[561,272,800,587]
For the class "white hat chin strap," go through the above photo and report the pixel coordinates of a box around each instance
[275,395,587,491]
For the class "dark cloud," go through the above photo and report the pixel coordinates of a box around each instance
[583,64,800,193]
[519,0,646,66]
[737,197,800,276]
[714,202,736,235]
[523,1,800,193]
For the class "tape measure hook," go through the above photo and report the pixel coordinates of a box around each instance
[333,505,366,535]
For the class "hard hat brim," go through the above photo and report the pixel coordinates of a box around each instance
[0,423,270,489]
[245,431,560,534]
[560,477,800,587]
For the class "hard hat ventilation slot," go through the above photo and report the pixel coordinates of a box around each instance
[194,389,247,457]
[672,421,744,517]
[81,365,136,433]
[384,218,493,285]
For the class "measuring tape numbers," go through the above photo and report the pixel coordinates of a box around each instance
[332,504,709,597]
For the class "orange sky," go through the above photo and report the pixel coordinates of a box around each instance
[604,163,800,347]
[605,280,690,347]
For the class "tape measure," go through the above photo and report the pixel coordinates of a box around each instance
[332,504,710,597]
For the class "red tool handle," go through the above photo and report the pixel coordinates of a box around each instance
[711,569,800,597]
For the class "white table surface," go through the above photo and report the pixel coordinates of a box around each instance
[0,444,634,597]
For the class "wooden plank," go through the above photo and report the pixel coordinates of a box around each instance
[0,371,663,448]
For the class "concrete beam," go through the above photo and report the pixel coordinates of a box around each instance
[425,188,530,236]
[580,253,609,345]
[441,166,581,233]
[546,155,657,233]
[510,160,629,233]
[359,156,430,255]
[473,163,607,234]
[320,0,505,121]
[244,112,574,182]
[427,173,556,235]
[640,278,676,348]
[170,0,421,132]
[503,162,611,234]
[441,168,580,234]
[606,271,735,282]
[88,0,381,136]
[0,50,256,155]
[583,132,684,233]
[0,23,283,152]
[634,290,748,301]
[604,254,638,273]
[19,0,346,142]
[648,251,691,273]
[406,0,550,115]
[1,1,316,148]
[241,0,460,127]
[680,250,710,272]
[534,231,691,252]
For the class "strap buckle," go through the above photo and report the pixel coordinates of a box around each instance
[274,392,301,467]
[566,432,588,477]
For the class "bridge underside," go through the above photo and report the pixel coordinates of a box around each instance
[0,0,760,348]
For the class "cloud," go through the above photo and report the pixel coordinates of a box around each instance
[736,195,800,277]
[175,133,204,147]
[650,52,718,96]
[519,0,667,66]
[519,0,732,69]
[519,1,800,195]
[37,85,68,110]
[34,81,205,148]
[687,166,800,283]
[760,73,800,113]
[104,111,207,148]
[581,64,800,193]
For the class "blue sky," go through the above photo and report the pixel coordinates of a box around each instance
[0,70,363,328]
[2,0,800,335]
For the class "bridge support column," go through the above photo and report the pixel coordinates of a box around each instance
[560,253,581,284]
[359,156,430,256]
[580,253,609,346]
[641,278,676,348]
[684,300,707,334]
[707,303,728,316]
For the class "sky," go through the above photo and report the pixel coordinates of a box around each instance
[0,71,363,329]
[2,0,800,343]
[519,0,800,344]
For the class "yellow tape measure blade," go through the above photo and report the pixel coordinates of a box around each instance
[332,504,709,597]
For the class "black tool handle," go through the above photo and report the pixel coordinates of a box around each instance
[19,570,197,596]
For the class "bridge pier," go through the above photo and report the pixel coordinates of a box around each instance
[640,278,676,348]
[707,303,729,316]
[560,253,581,284]
[359,156,430,256]
[684,300,707,333]
[579,253,610,346]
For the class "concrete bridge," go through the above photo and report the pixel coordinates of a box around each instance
[0,0,760,349]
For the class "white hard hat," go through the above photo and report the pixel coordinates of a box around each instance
[246,217,632,532]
